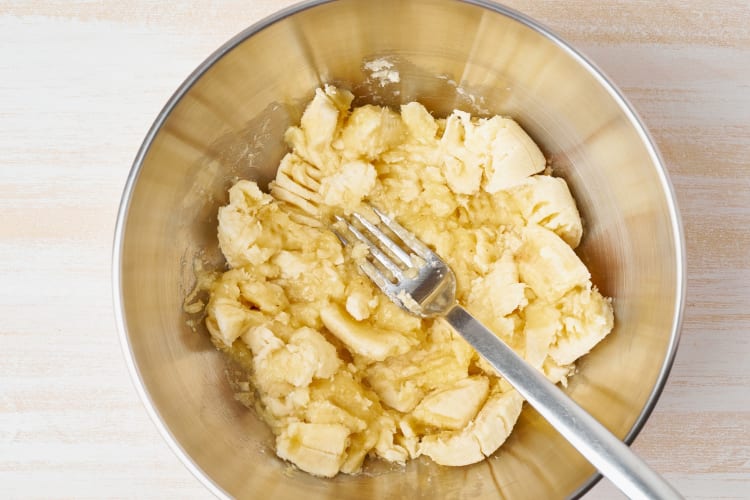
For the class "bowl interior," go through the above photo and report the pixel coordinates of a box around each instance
[115,0,683,498]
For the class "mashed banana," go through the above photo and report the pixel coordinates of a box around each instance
[203,85,613,477]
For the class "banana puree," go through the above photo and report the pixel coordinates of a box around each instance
[203,86,613,477]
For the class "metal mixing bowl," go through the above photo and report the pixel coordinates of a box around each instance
[113,0,685,497]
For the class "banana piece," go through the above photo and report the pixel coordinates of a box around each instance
[270,153,323,219]
[467,255,527,326]
[205,290,252,347]
[440,112,484,195]
[338,104,406,160]
[510,175,583,248]
[286,85,353,173]
[366,369,424,413]
[516,224,590,302]
[543,358,575,386]
[365,327,472,413]
[464,254,526,354]
[438,111,546,194]
[374,424,410,464]
[242,325,341,395]
[237,279,287,314]
[523,301,561,369]
[205,268,273,346]
[340,431,379,474]
[369,292,423,332]
[419,430,483,466]
[549,286,614,366]
[397,418,421,459]
[272,250,310,280]
[400,101,438,142]
[310,370,383,423]
[319,160,377,212]
[471,389,524,456]
[274,252,346,307]
[418,389,524,466]
[305,370,400,474]
[276,422,351,478]
[345,291,377,322]
[484,117,546,192]
[290,327,342,379]
[320,304,416,362]
[258,387,311,425]
[412,376,490,430]
[217,180,277,268]
[443,155,483,195]
[303,400,367,433]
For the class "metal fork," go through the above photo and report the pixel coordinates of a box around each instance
[334,207,681,500]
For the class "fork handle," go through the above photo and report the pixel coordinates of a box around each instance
[444,305,682,500]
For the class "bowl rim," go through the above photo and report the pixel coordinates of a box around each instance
[112,0,686,498]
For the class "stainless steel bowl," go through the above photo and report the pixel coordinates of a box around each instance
[113,0,685,498]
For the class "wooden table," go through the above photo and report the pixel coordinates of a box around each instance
[1,1,748,498]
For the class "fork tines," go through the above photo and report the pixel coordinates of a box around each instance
[332,206,429,285]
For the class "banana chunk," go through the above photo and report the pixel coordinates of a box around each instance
[516,224,590,302]
[549,287,614,366]
[319,160,377,212]
[205,267,274,346]
[276,422,351,478]
[217,180,277,268]
[401,101,438,142]
[419,389,524,466]
[365,326,471,413]
[304,400,367,433]
[320,304,416,361]
[523,301,561,369]
[366,372,424,413]
[413,376,490,430]
[338,104,406,160]
[340,432,379,474]
[206,291,252,347]
[467,255,527,331]
[286,85,353,172]
[440,111,485,195]
[484,118,546,193]
[472,390,525,456]
[242,325,341,395]
[511,175,583,248]
[271,153,323,218]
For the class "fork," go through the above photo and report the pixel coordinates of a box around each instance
[333,207,681,500]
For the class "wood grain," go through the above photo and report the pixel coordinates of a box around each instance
[1,1,748,498]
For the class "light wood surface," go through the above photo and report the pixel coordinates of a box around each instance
[1,1,748,498]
